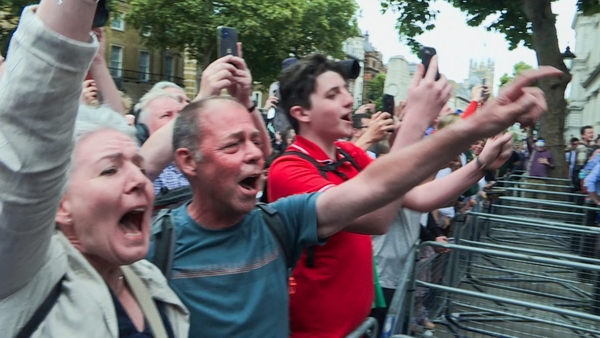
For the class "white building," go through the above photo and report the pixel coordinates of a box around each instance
[384,55,412,103]
[566,12,600,141]
[342,36,366,108]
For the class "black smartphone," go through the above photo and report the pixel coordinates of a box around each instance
[481,78,489,100]
[92,0,109,28]
[383,94,395,115]
[419,46,440,80]
[217,26,238,58]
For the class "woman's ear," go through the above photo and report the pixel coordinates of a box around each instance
[55,199,73,232]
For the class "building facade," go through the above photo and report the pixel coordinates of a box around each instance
[103,2,188,104]
[566,12,600,141]
[383,55,411,103]
[362,32,386,102]
[462,59,495,94]
[342,36,366,108]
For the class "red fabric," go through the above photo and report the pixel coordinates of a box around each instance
[461,101,479,119]
[268,135,375,338]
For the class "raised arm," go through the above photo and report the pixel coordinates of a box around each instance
[0,3,98,297]
[403,134,513,212]
[89,28,126,114]
[142,54,272,180]
[315,67,563,238]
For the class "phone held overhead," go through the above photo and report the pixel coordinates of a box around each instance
[217,26,239,58]
[419,46,441,81]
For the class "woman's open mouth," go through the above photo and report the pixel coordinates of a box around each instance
[118,208,145,238]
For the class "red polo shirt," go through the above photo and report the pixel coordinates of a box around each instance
[268,135,375,338]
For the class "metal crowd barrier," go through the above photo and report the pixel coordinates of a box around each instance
[383,186,600,337]
[405,242,600,337]
[345,317,379,338]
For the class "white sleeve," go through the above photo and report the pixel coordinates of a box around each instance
[0,7,98,297]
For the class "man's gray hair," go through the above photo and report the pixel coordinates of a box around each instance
[134,91,180,126]
[172,96,242,163]
[151,81,183,92]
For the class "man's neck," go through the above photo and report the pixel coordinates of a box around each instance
[583,139,592,146]
[187,195,245,230]
[298,130,338,159]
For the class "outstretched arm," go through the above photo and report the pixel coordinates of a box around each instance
[315,67,562,238]
[0,2,98,297]
[403,134,513,212]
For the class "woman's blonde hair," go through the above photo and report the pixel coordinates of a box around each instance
[437,114,461,131]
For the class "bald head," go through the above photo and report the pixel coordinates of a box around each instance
[172,96,246,161]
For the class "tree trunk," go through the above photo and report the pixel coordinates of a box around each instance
[522,0,572,179]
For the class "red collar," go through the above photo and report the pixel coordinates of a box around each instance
[288,136,346,164]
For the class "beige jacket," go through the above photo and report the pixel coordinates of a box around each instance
[0,6,189,337]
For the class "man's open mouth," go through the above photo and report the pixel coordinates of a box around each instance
[239,174,260,192]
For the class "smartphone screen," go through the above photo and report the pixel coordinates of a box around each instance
[419,46,440,81]
[383,94,395,115]
[217,26,238,58]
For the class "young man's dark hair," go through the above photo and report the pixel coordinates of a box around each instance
[581,125,593,136]
[352,113,370,129]
[570,137,580,144]
[278,54,346,133]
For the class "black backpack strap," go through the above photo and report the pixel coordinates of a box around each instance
[16,276,64,338]
[154,186,193,210]
[151,208,176,280]
[256,203,294,273]
[280,148,363,268]
[337,147,362,172]
[281,151,329,179]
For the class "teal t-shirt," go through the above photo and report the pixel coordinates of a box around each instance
[149,193,321,338]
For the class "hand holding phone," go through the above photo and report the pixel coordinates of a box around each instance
[419,46,441,81]
[383,94,395,115]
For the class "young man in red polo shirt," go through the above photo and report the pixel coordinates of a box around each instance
[267,54,538,337]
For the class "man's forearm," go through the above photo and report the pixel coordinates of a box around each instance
[390,113,430,151]
[403,160,484,212]
[353,135,375,152]
[141,118,175,181]
[317,115,489,238]
[249,108,272,158]
[90,60,126,115]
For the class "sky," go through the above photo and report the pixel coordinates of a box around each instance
[354,0,578,92]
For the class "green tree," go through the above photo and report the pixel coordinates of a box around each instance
[380,0,600,178]
[0,0,37,55]
[499,61,533,88]
[127,0,359,85]
[366,73,386,111]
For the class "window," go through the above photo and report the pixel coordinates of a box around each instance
[111,12,125,31]
[110,45,123,78]
[165,55,174,81]
[139,51,150,81]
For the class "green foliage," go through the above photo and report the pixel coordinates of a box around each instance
[127,0,359,84]
[380,0,598,53]
[0,0,37,54]
[499,61,533,88]
[366,73,386,111]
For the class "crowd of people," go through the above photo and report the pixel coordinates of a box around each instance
[0,2,564,337]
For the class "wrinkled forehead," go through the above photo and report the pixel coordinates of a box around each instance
[147,96,182,115]
[199,99,257,137]
[73,129,140,167]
